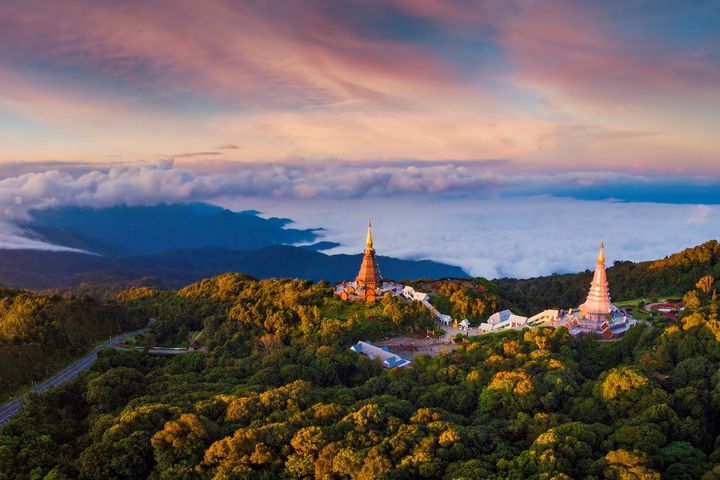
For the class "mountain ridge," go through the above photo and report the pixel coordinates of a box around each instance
[0,246,468,291]
[21,203,318,256]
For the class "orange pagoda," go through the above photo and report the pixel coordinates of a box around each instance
[355,221,383,301]
[335,220,402,303]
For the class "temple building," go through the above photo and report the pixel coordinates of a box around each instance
[486,242,637,338]
[579,242,613,322]
[335,221,403,303]
[355,221,383,301]
[531,242,636,338]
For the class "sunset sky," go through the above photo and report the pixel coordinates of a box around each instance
[0,0,719,276]
[1,0,718,173]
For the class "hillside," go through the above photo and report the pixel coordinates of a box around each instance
[1,270,719,479]
[494,240,720,315]
[0,287,143,398]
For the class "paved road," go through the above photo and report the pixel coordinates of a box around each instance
[0,321,153,426]
[114,346,198,356]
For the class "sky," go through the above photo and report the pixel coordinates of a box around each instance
[0,0,718,277]
[0,0,719,171]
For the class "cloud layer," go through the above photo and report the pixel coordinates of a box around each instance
[241,196,720,279]
[0,161,499,226]
[5,160,718,226]
[0,161,717,279]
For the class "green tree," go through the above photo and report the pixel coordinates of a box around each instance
[85,367,146,412]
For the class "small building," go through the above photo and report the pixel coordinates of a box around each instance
[459,319,470,330]
[483,310,529,332]
[402,286,416,299]
[414,292,430,303]
[438,314,453,326]
[487,309,513,325]
[478,322,494,333]
[508,314,528,327]
[527,309,560,326]
[349,341,411,368]
[402,286,430,303]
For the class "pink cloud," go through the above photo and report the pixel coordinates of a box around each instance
[387,1,720,102]
[494,2,720,102]
[0,0,718,169]
[0,0,469,109]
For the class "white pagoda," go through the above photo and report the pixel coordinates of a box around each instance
[579,242,613,322]
[523,242,637,339]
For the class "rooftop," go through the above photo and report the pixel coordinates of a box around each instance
[350,341,411,368]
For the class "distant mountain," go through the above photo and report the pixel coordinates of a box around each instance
[0,203,467,291]
[21,204,317,256]
[0,246,468,291]
[299,241,342,252]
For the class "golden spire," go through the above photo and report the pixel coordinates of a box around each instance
[597,241,605,265]
[366,219,374,249]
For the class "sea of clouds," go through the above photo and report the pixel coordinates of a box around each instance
[0,160,717,278]
[222,196,719,278]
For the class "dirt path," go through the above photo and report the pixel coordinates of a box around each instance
[374,335,460,360]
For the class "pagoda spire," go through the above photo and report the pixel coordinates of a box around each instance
[366,219,374,250]
[355,220,383,302]
[581,241,613,320]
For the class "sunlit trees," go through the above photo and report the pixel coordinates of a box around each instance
[380,296,434,331]
[478,369,538,418]
[601,449,660,480]
[685,290,703,313]
[432,282,498,322]
[2,273,720,479]
[152,413,219,472]
[0,288,141,397]
[594,367,667,419]
[697,276,716,295]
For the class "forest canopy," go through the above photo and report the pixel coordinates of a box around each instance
[0,288,142,398]
[0,267,719,479]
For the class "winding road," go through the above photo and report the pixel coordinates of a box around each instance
[0,321,153,426]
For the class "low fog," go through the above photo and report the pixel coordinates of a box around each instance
[0,160,717,278]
